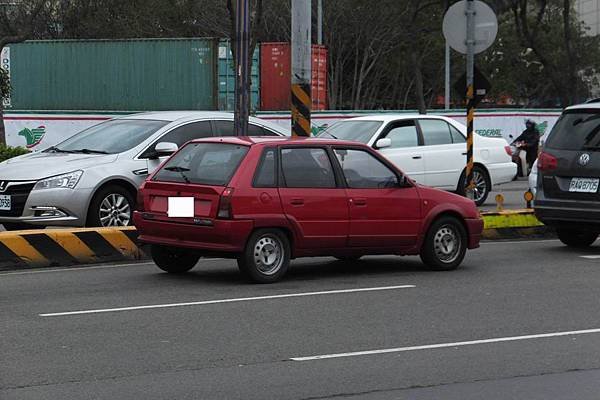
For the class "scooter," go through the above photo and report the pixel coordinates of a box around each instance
[508,134,529,177]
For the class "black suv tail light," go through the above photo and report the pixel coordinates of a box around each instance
[538,152,558,171]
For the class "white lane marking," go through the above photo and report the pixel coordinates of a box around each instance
[0,258,220,276]
[290,328,600,361]
[39,285,416,317]
[580,255,600,259]
[481,239,559,245]
[0,262,156,276]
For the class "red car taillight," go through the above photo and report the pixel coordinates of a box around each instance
[504,145,512,156]
[217,187,234,219]
[135,188,144,211]
[538,152,558,171]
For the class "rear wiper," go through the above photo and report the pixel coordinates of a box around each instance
[71,149,110,154]
[164,166,191,183]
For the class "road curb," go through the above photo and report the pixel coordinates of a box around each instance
[0,227,144,271]
[0,210,546,271]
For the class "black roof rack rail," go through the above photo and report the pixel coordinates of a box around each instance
[585,98,600,104]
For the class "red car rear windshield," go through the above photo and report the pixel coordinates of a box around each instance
[154,142,249,186]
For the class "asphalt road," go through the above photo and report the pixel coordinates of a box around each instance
[3,239,600,399]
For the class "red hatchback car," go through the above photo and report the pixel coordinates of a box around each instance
[134,137,483,283]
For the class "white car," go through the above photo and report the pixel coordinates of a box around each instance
[319,115,516,205]
[529,161,538,196]
[528,131,549,198]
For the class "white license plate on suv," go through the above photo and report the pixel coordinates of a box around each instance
[0,195,11,211]
[569,178,600,193]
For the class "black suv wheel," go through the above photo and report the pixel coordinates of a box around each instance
[556,228,598,248]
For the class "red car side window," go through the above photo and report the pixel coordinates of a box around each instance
[281,148,336,188]
[253,148,277,188]
[334,148,398,189]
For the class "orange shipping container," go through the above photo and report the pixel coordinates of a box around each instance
[260,42,328,111]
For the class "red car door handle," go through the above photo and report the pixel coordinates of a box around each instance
[352,198,367,206]
[290,198,304,206]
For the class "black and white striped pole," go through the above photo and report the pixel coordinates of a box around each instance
[291,0,312,137]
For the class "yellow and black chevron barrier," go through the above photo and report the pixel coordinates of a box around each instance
[0,227,144,270]
[291,83,311,137]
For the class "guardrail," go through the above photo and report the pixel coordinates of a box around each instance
[0,210,549,271]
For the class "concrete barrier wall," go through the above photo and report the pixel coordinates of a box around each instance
[3,109,561,150]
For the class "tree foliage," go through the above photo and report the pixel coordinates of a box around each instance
[0,143,29,162]
[1,0,599,112]
[0,67,9,103]
[0,0,52,145]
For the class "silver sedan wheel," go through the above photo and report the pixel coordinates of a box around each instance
[99,194,131,227]
[433,224,461,264]
[253,234,285,276]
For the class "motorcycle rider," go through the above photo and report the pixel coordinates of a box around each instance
[514,119,540,174]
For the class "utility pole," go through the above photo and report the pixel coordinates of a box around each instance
[465,0,475,199]
[445,41,450,110]
[291,0,312,137]
[317,0,323,45]
[234,0,250,136]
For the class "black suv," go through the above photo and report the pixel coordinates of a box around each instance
[535,104,600,247]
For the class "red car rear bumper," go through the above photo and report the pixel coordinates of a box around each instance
[466,218,484,249]
[134,211,253,253]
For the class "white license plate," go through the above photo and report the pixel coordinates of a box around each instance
[0,195,11,211]
[167,197,194,217]
[569,178,600,193]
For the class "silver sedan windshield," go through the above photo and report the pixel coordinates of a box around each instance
[51,119,169,154]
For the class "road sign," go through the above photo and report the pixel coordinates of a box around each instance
[454,66,492,106]
[443,0,498,55]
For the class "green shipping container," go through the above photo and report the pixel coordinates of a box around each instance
[217,39,260,111]
[7,38,218,111]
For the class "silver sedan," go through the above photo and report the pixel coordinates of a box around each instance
[0,111,286,230]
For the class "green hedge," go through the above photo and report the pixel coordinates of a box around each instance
[0,145,30,163]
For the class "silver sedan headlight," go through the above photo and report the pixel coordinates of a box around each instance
[33,170,83,190]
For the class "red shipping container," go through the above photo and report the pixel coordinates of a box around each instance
[260,42,328,111]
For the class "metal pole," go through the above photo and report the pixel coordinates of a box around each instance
[234,0,250,136]
[317,0,323,45]
[291,0,312,136]
[465,0,475,200]
[445,41,450,110]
